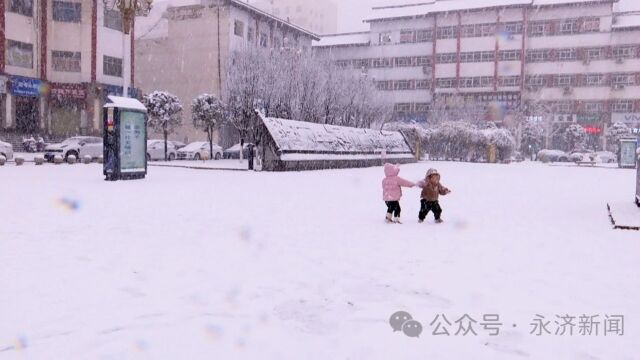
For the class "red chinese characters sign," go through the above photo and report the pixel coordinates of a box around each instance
[49,83,87,100]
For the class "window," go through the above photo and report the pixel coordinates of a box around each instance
[9,0,33,17]
[247,27,255,42]
[503,22,523,34]
[379,32,392,44]
[612,100,633,112]
[612,46,635,59]
[104,8,123,31]
[372,58,391,68]
[394,80,413,90]
[499,76,520,87]
[353,59,370,68]
[584,102,603,113]
[400,30,415,43]
[528,21,550,37]
[53,1,82,23]
[416,29,432,42]
[500,50,521,61]
[335,60,349,68]
[460,25,477,38]
[526,49,549,62]
[611,73,635,86]
[552,101,573,113]
[436,53,456,64]
[7,40,33,68]
[479,23,496,37]
[394,103,411,112]
[234,20,244,38]
[436,78,456,88]
[103,55,123,77]
[259,32,268,47]
[557,48,577,61]
[554,75,574,87]
[416,56,431,66]
[416,80,430,89]
[582,18,600,32]
[436,26,457,39]
[559,19,579,35]
[585,74,606,86]
[585,47,603,60]
[459,77,474,88]
[415,103,430,112]
[526,75,545,86]
[52,51,81,72]
[395,57,414,67]
[376,81,393,90]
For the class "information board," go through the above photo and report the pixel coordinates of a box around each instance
[119,111,146,172]
[620,139,638,168]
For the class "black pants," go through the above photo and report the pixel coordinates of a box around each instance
[419,199,442,220]
[385,201,401,217]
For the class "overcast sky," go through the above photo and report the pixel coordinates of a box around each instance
[166,0,409,33]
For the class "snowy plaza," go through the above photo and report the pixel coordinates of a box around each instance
[1,161,639,359]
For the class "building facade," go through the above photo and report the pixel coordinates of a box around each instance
[0,0,136,140]
[313,0,640,148]
[135,0,318,144]
[252,0,338,35]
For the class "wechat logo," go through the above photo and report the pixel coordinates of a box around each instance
[389,311,423,338]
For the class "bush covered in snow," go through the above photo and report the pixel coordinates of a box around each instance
[520,120,544,157]
[143,91,183,161]
[563,123,587,152]
[192,94,225,160]
[606,122,631,152]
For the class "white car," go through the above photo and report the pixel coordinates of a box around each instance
[177,141,223,160]
[44,136,102,161]
[0,140,14,160]
[594,151,617,163]
[147,140,177,161]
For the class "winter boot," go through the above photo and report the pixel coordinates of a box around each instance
[418,219,424,223]
[385,213,394,223]
[435,218,443,224]
[393,217,402,224]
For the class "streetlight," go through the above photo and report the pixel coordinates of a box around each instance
[102,0,153,97]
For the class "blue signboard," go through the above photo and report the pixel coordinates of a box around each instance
[11,76,43,97]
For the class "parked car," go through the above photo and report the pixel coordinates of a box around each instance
[177,141,223,160]
[223,143,254,159]
[0,140,14,160]
[537,149,570,162]
[170,141,186,150]
[569,151,594,163]
[594,151,617,163]
[44,136,102,161]
[147,140,177,161]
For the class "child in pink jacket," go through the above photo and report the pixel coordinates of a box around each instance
[382,163,415,223]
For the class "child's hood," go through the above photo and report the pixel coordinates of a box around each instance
[425,168,439,179]
[384,163,400,177]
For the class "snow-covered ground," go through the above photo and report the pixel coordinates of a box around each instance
[1,161,639,359]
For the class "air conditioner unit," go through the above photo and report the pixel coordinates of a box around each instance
[616,57,624,64]
[553,114,577,123]
[563,86,573,95]
[422,65,431,75]
[612,84,625,90]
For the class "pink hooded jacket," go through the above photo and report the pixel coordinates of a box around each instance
[382,163,415,201]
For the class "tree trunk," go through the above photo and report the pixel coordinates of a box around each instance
[208,127,214,161]
[163,128,168,161]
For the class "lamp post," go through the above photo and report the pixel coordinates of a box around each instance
[102,0,153,97]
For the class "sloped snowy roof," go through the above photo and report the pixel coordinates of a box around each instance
[613,14,640,29]
[258,113,413,158]
[365,0,613,22]
[313,32,371,47]
[105,96,147,112]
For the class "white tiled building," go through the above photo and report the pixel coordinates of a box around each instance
[314,0,640,147]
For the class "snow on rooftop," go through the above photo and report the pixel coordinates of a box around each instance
[613,13,640,29]
[313,32,371,47]
[259,113,413,157]
[365,0,613,22]
[105,96,147,112]
[614,0,640,13]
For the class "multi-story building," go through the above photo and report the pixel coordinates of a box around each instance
[135,0,318,143]
[252,0,338,35]
[314,0,640,148]
[0,0,136,139]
